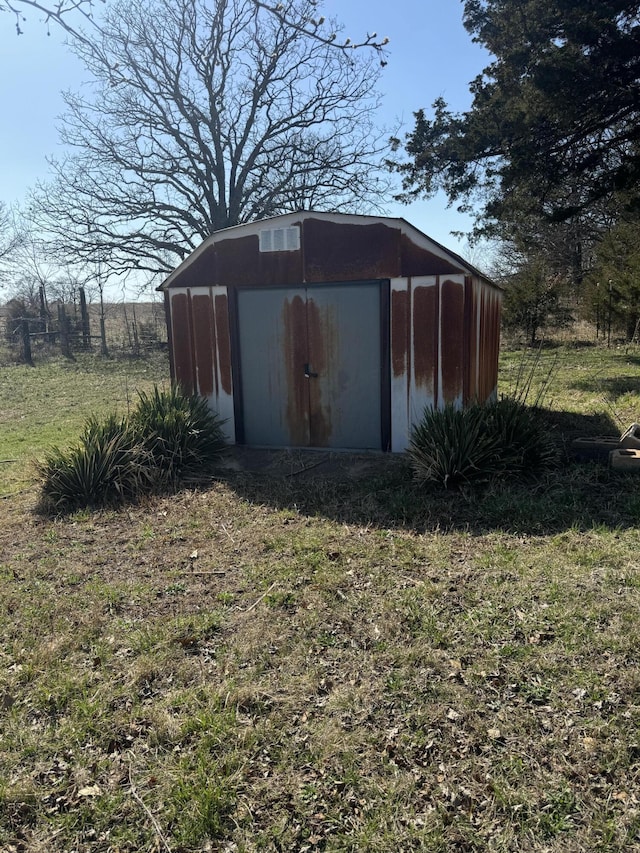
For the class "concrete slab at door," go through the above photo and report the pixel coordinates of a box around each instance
[237,287,310,446]
[307,283,382,449]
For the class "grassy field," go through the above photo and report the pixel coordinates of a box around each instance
[0,350,169,497]
[1,344,640,852]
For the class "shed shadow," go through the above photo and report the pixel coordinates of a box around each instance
[216,409,639,536]
[569,375,640,399]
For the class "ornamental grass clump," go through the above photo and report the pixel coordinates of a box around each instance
[37,385,227,514]
[409,398,559,489]
[131,385,227,482]
[484,396,560,474]
[409,404,501,489]
[37,414,156,514]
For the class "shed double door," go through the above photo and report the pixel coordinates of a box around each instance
[237,283,383,449]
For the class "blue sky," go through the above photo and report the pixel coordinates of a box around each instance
[0,0,490,287]
[322,0,490,249]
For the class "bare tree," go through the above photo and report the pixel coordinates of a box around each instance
[0,212,91,331]
[0,202,20,260]
[0,202,24,290]
[31,0,392,277]
[3,214,53,300]
[1,0,99,37]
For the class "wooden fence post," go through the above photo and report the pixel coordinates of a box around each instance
[58,304,73,359]
[132,303,140,354]
[79,287,91,349]
[21,319,33,366]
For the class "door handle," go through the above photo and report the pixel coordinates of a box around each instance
[304,363,318,378]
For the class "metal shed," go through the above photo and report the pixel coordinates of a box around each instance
[159,211,501,452]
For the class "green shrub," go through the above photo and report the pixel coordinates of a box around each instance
[37,386,227,514]
[409,398,560,488]
[37,415,156,514]
[132,385,227,481]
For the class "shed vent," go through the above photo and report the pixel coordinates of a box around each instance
[259,226,300,253]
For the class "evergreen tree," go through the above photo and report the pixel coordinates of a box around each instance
[391,0,640,235]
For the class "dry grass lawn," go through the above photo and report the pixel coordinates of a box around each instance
[1,344,640,852]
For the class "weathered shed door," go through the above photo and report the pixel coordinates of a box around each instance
[237,283,382,448]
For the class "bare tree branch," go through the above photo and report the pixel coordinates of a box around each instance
[252,0,389,54]
[1,0,389,54]
[2,0,102,43]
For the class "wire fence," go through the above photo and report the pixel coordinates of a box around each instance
[0,294,168,364]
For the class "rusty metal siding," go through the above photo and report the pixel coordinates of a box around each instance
[412,280,439,405]
[216,235,261,287]
[303,218,401,282]
[439,278,465,406]
[390,274,491,452]
[214,294,233,396]
[215,233,304,288]
[205,287,235,441]
[391,277,436,451]
[169,287,235,442]
[404,276,441,447]
[191,294,215,396]
[492,287,501,395]
[400,234,466,277]
[391,287,410,381]
[164,214,502,453]
[170,274,500,453]
[171,244,217,290]
[463,276,479,404]
[469,280,501,403]
[164,216,470,292]
[164,291,175,383]
[462,277,502,406]
[170,292,195,393]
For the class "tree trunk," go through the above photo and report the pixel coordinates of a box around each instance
[38,286,50,334]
